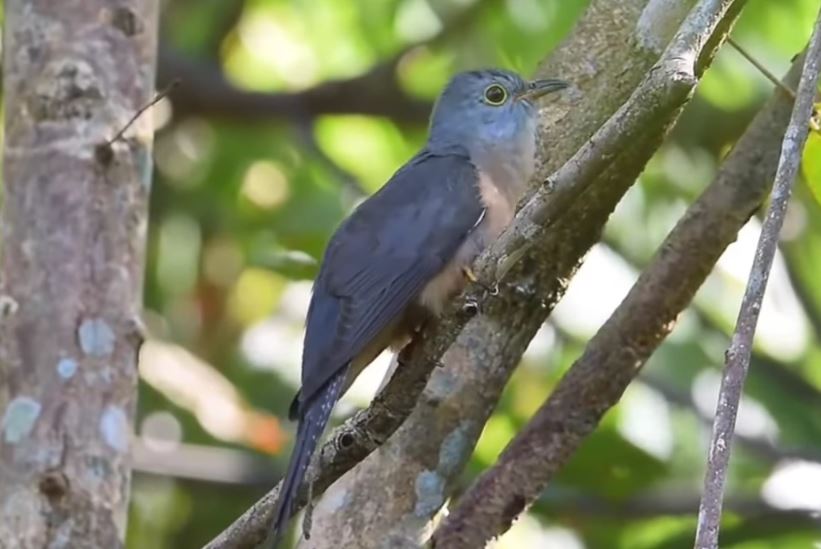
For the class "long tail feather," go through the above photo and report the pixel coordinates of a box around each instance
[269,371,345,548]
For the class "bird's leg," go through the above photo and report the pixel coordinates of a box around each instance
[461,266,499,314]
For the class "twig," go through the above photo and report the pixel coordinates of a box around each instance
[107,78,180,145]
[694,8,821,549]
[95,79,180,165]
[728,37,797,99]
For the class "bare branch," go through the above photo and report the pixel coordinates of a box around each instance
[107,79,179,146]
[158,48,431,124]
[158,0,497,124]
[430,33,803,549]
[728,37,797,100]
[95,79,180,165]
[694,7,821,548]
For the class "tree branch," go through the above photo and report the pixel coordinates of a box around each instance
[202,0,747,546]
[157,0,497,124]
[157,48,431,123]
[431,33,802,549]
[694,7,821,548]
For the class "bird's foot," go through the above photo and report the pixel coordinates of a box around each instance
[461,267,499,315]
[462,297,481,315]
[461,266,499,296]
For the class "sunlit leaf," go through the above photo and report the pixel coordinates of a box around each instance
[803,130,821,205]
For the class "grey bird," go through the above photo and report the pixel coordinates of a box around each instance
[269,68,567,546]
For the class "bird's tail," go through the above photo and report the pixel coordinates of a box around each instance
[269,371,346,548]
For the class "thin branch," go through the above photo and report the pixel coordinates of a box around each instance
[430,35,803,549]
[94,79,180,165]
[158,0,496,124]
[202,0,744,546]
[108,79,179,145]
[694,7,821,548]
[728,37,797,100]
[158,48,430,123]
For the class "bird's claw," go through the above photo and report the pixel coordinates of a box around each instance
[462,266,480,284]
[462,297,481,315]
[462,266,499,297]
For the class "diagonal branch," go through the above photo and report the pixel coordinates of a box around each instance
[694,6,821,548]
[430,43,805,549]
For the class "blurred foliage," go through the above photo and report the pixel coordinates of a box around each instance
[6,0,821,547]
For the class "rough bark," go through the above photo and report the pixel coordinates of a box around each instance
[0,1,158,547]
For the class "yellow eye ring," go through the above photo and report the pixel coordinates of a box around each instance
[483,84,508,106]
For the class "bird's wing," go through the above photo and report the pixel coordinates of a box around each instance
[297,150,485,410]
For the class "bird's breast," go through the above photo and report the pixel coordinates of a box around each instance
[476,170,517,242]
[416,172,515,315]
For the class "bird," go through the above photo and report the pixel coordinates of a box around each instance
[269,68,567,546]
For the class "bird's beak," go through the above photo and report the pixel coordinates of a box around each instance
[518,78,569,101]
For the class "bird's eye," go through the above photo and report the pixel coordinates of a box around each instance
[483,84,508,106]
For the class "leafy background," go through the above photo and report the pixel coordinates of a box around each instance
[16,0,821,547]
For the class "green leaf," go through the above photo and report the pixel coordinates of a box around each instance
[802,130,821,205]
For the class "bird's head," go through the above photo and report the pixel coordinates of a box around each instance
[427,69,568,164]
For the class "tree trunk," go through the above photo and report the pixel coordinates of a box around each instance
[0,1,158,547]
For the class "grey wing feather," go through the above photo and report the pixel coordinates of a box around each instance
[296,149,484,411]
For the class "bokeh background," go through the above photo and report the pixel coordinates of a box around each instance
[117,0,821,547]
